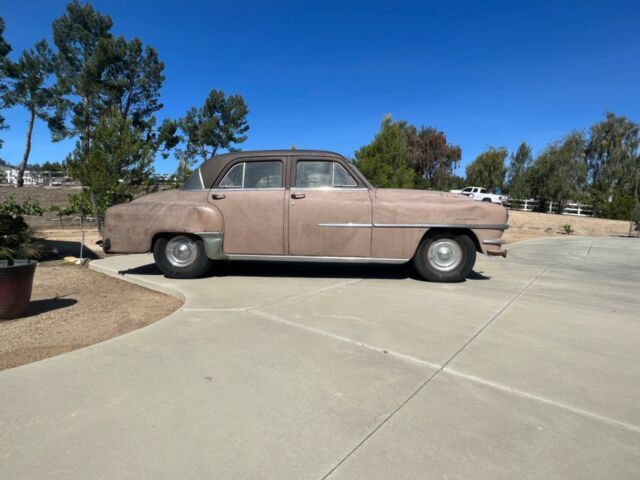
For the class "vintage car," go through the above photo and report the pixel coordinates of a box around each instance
[103,150,508,282]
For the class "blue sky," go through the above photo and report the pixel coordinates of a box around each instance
[1,0,639,175]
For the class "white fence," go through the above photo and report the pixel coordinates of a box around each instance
[507,198,593,217]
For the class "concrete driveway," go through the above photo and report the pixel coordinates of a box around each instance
[1,236,639,479]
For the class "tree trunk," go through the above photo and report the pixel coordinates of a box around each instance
[634,159,639,202]
[90,190,102,235]
[17,110,36,188]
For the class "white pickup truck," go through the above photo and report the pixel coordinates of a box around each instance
[450,186,507,205]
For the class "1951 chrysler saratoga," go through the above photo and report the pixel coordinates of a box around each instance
[103,150,508,282]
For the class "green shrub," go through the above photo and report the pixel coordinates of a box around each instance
[594,194,637,220]
[0,215,46,263]
[0,196,44,216]
[562,224,574,235]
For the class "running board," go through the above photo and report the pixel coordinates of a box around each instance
[225,254,409,264]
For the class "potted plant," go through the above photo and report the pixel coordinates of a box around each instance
[0,197,45,319]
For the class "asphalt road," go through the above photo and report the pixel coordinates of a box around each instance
[1,236,639,479]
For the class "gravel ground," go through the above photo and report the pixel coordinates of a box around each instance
[0,261,181,370]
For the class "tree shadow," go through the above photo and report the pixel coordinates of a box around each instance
[21,298,78,318]
[42,240,101,259]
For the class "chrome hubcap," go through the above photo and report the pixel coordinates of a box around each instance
[427,239,462,272]
[166,236,197,267]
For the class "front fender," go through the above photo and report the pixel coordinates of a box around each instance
[103,202,224,253]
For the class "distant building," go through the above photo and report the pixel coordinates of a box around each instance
[0,166,71,187]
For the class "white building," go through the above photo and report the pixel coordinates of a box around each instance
[0,166,68,186]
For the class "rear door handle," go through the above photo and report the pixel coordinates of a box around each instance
[291,193,306,199]
[211,193,226,200]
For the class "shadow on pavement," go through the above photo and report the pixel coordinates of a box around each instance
[211,261,416,280]
[116,260,491,282]
[467,270,492,280]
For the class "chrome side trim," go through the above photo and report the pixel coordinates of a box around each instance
[318,223,509,230]
[198,168,205,189]
[318,223,373,228]
[291,187,369,191]
[374,223,509,230]
[482,239,506,245]
[195,232,228,260]
[211,188,285,192]
[226,254,409,264]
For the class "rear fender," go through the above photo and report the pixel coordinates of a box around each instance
[103,202,224,253]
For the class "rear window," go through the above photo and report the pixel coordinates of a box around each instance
[182,168,204,190]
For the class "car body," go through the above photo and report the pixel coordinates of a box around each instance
[103,150,508,282]
[450,186,507,205]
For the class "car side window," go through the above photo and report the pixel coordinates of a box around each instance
[219,161,283,188]
[296,161,357,188]
[219,163,244,187]
[333,163,357,187]
[462,187,471,193]
[245,161,283,188]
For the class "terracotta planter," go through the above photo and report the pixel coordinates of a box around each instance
[0,260,37,320]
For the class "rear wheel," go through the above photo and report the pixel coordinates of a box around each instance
[482,198,492,202]
[413,232,476,282]
[153,234,211,278]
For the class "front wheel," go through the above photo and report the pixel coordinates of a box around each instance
[413,233,476,282]
[153,234,211,278]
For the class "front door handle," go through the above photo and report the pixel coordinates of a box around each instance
[291,193,306,199]
[211,193,226,200]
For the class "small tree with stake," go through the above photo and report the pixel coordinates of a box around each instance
[66,107,154,231]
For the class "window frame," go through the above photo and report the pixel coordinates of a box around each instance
[215,158,285,190]
[292,159,363,190]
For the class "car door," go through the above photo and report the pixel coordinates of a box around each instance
[208,158,286,255]
[288,157,372,257]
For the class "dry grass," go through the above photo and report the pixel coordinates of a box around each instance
[504,210,635,243]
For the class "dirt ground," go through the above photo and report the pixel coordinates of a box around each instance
[503,210,635,243]
[0,261,181,371]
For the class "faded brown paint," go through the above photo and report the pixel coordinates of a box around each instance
[103,150,508,259]
[103,190,223,253]
[209,189,285,254]
[288,189,372,257]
